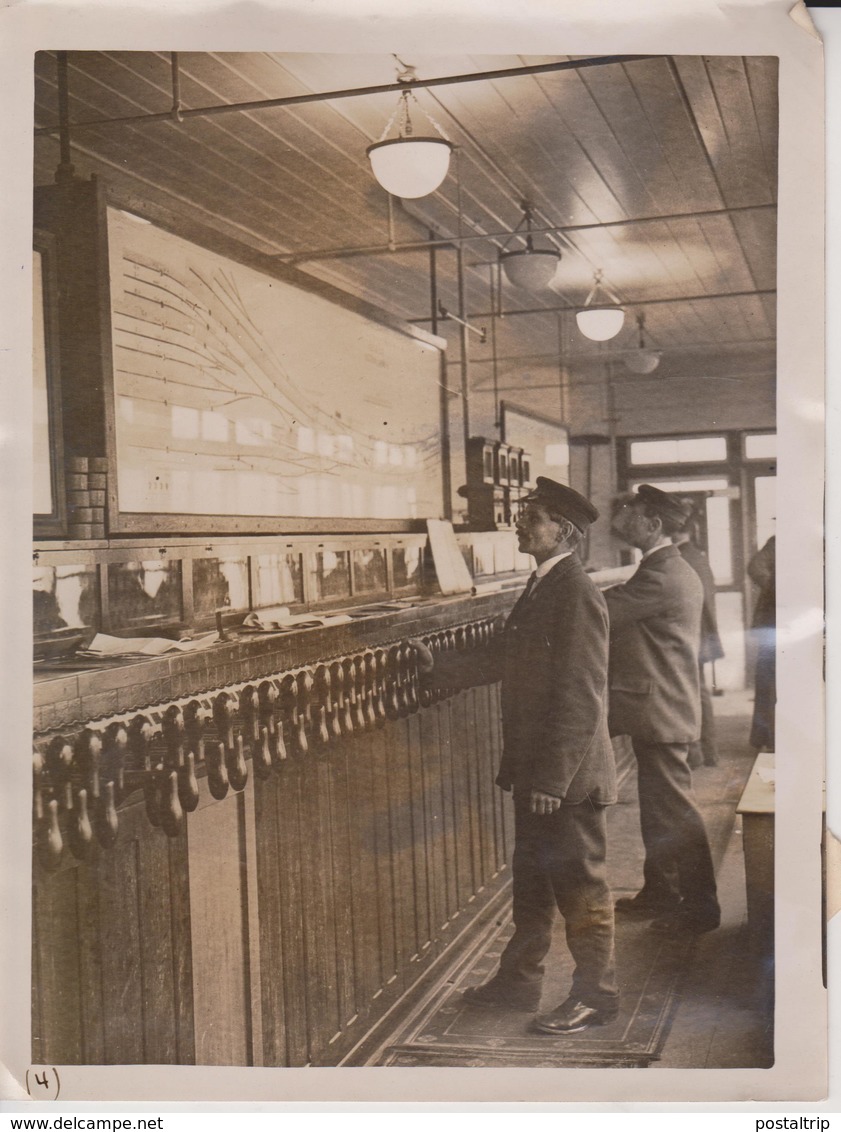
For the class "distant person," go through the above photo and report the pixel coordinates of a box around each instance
[747,535,776,752]
[673,501,725,768]
[605,485,720,936]
[408,478,619,1035]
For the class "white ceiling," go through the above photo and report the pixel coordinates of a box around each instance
[33,50,777,426]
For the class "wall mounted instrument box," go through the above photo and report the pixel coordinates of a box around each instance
[466,437,531,531]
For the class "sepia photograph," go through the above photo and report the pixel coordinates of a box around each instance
[1,0,827,1108]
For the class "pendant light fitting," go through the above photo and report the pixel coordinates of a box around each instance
[499,201,562,291]
[366,68,454,199]
[575,269,625,341]
[623,312,662,373]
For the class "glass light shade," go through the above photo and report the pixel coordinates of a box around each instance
[500,248,561,291]
[624,349,662,374]
[366,137,454,198]
[575,305,625,341]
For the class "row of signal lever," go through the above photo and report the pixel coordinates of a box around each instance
[33,619,499,872]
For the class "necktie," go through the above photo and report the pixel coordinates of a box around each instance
[521,572,539,601]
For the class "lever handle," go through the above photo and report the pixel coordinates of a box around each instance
[38,799,63,872]
[345,657,366,733]
[227,733,248,792]
[330,660,353,736]
[296,670,314,754]
[160,770,184,837]
[178,751,201,812]
[68,787,93,859]
[33,749,45,824]
[259,681,286,766]
[75,729,103,808]
[207,740,230,800]
[103,722,128,802]
[417,636,434,709]
[46,735,74,812]
[381,647,400,722]
[95,780,119,848]
[361,652,378,729]
[183,700,209,786]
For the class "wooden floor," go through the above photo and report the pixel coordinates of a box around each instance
[368,691,773,1069]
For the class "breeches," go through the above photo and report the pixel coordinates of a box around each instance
[498,795,618,1008]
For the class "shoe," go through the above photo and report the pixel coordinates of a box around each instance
[460,975,542,1011]
[649,909,721,936]
[615,891,680,919]
[531,997,619,1035]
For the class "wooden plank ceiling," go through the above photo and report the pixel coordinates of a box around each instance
[33,50,777,418]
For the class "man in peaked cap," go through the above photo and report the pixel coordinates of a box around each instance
[408,477,619,1035]
[605,484,721,935]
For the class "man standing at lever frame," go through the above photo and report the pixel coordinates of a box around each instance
[606,484,721,936]
[408,477,619,1035]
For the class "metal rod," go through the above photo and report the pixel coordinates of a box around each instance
[35,53,662,136]
[411,287,776,324]
[170,53,183,121]
[489,267,500,434]
[431,234,453,520]
[275,203,775,264]
[438,301,486,342]
[456,244,471,451]
[55,52,75,183]
[459,336,777,369]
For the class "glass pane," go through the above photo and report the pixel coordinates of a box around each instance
[754,476,776,549]
[353,548,388,594]
[393,546,422,589]
[473,538,496,577]
[630,436,727,465]
[107,560,182,628]
[192,556,249,617]
[494,538,515,574]
[34,564,99,636]
[705,496,734,586]
[745,433,777,459]
[309,550,351,601]
[253,553,303,607]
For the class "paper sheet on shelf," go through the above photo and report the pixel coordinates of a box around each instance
[79,632,220,657]
[242,608,353,630]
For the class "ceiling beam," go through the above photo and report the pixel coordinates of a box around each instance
[35,53,662,136]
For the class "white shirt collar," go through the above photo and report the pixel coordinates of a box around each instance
[640,538,672,562]
[534,550,573,579]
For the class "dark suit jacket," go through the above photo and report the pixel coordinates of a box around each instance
[604,544,703,743]
[429,555,616,805]
[678,541,724,663]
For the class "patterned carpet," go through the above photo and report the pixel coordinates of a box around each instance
[378,712,759,1068]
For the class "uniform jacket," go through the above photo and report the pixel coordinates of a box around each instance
[429,555,616,805]
[678,541,724,663]
[604,544,703,743]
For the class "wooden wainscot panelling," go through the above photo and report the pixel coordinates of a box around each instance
[33,604,516,1068]
[32,796,194,1066]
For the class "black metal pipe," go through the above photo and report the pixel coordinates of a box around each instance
[275,203,775,264]
[54,51,75,183]
[431,234,453,521]
[415,287,777,324]
[35,53,662,137]
[170,53,182,120]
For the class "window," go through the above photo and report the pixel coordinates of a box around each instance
[629,436,727,465]
[745,433,776,459]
